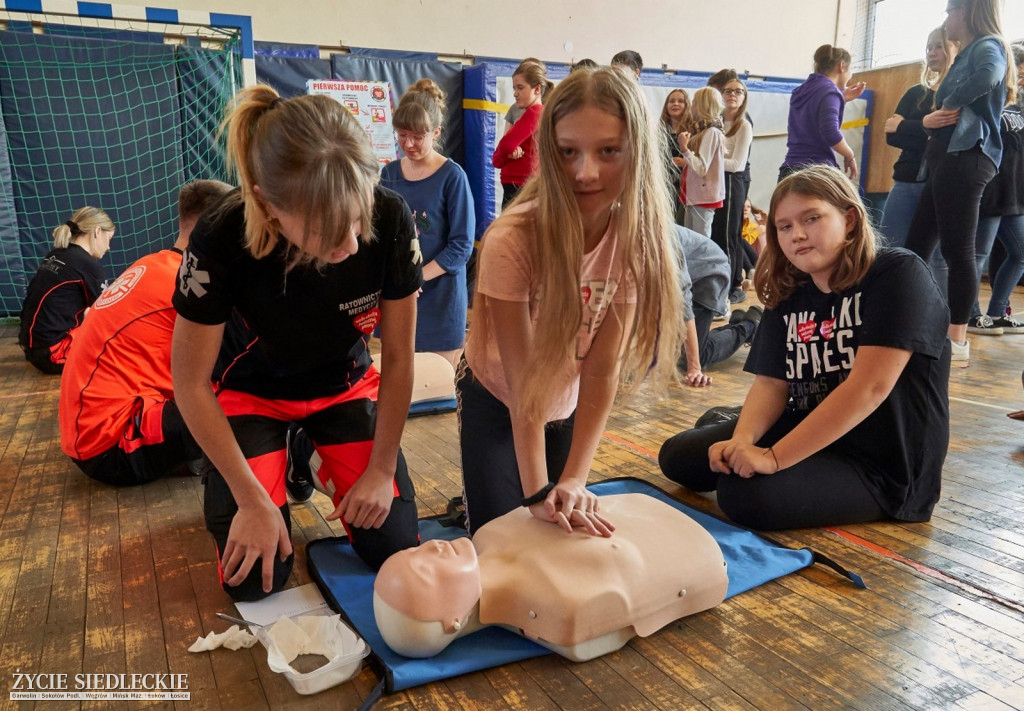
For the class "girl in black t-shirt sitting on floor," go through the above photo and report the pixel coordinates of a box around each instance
[171,86,422,601]
[660,165,951,530]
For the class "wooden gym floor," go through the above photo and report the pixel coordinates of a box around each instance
[1,285,1023,710]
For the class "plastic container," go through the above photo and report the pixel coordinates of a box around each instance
[257,612,370,695]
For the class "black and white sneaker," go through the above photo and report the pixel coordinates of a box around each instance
[967,314,1003,335]
[285,424,316,503]
[992,313,1024,334]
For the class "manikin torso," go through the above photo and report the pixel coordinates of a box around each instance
[374,493,729,661]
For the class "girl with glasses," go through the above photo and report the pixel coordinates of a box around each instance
[382,79,475,367]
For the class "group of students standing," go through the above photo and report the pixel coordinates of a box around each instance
[778,0,1020,364]
[17,3,1011,603]
[660,71,757,307]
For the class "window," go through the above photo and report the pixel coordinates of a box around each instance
[854,0,1024,70]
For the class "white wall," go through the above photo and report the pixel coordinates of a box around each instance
[112,0,860,79]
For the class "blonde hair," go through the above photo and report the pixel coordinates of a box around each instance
[478,65,683,421]
[659,89,692,134]
[958,0,1017,106]
[53,207,114,249]
[755,165,877,309]
[920,27,958,109]
[686,87,724,155]
[221,85,379,268]
[393,78,446,139]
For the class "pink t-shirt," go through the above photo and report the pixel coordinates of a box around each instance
[466,203,637,421]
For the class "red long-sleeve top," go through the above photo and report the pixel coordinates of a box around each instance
[492,103,543,186]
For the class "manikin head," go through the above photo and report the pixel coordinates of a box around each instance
[373,538,482,657]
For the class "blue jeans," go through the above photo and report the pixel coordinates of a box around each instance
[972,214,1024,318]
[879,180,947,300]
[684,206,714,238]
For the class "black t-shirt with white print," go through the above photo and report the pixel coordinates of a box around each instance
[173,186,422,400]
[744,248,950,521]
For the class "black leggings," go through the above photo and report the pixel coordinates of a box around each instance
[905,143,997,325]
[456,360,574,536]
[501,183,523,208]
[658,413,885,530]
[710,171,751,291]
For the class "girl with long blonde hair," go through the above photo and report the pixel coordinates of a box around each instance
[879,27,958,293]
[459,65,684,536]
[678,86,726,238]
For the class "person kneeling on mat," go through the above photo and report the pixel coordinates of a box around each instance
[172,87,422,601]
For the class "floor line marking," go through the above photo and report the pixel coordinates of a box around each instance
[0,388,60,401]
[949,395,1015,412]
[601,428,1024,615]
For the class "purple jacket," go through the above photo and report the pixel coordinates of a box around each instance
[781,73,845,171]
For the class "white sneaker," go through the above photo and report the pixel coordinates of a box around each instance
[950,338,970,362]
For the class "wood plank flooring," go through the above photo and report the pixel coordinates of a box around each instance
[0,284,1023,710]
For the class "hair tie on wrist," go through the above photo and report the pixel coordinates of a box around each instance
[766,446,780,472]
[522,482,555,507]
[65,220,80,234]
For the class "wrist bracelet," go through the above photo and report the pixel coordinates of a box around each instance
[522,482,555,507]
[765,446,780,472]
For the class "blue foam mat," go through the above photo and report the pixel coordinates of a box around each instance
[306,478,818,695]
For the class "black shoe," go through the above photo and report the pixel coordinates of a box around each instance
[729,308,747,325]
[285,425,316,503]
[729,288,748,304]
[742,305,763,344]
[694,405,743,429]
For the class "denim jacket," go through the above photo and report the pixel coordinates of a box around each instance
[936,35,1008,168]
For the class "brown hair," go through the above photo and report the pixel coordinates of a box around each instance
[570,58,599,73]
[754,165,876,308]
[610,50,643,74]
[720,78,749,138]
[220,85,378,269]
[178,180,233,225]
[707,68,738,91]
[393,78,447,139]
[659,89,692,133]
[514,60,555,98]
[813,44,852,75]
